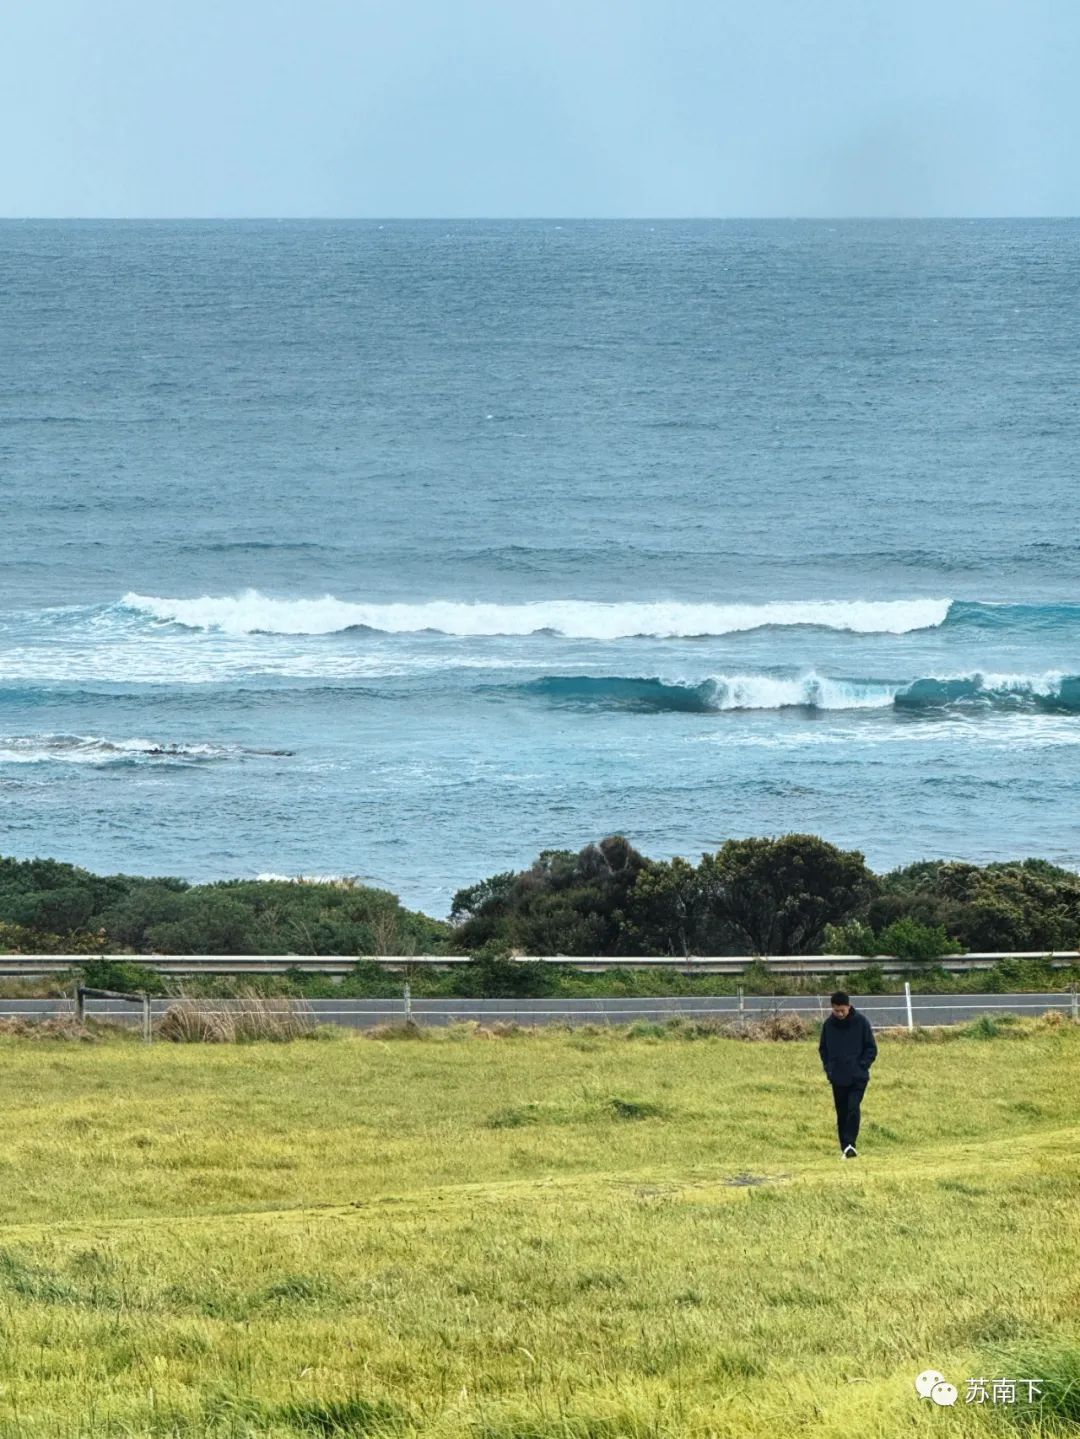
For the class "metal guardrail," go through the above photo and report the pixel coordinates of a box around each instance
[0,952,1076,977]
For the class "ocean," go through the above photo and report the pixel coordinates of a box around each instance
[1,218,1077,918]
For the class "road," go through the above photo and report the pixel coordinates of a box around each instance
[2,993,1074,1029]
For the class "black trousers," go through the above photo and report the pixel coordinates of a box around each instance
[831,1080,867,1151]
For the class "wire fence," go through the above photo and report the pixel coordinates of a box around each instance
[3,985,1076,1032]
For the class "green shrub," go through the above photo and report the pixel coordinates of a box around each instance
[839,962,889,992]
[963,1015,1001,1040]
[77,958,167,995]
[447,954,558,998]
[741,957,793,994]
[983,955,1057,991]
[822,921,878,955]
[339,959,405,997]
[872,917,962,962]
[626,1020,667,1039]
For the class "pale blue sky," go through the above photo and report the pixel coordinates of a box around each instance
[2,0,1078,217]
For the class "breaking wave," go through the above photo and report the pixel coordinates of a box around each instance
[522,674,894,712]
[5,593,1074,642]
[894,673,1080,711]
[520,672,1080,714]
[117,590,953,637]
[0,735,294,765]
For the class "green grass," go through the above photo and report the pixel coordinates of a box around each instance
[0,1018,1075,1435]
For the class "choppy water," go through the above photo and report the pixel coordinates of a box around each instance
[1,219,1078,916]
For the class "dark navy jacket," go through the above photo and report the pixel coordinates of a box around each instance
[819,1006,877,1086]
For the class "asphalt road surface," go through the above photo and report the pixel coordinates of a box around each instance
[1,993,1074,1029]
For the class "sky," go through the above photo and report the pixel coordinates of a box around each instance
[2,0,1078,217]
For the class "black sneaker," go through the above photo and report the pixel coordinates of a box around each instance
[843,1144,858,1159]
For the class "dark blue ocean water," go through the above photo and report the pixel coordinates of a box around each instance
[1,219,1078,917]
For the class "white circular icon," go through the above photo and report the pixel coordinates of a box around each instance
[915,1369,947,1398]
[930,1382,958,1407]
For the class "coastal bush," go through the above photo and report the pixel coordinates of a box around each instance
[0,857,132,931]
[837,962,889,992]
[445,953,559,997]
[338,959,408,997]
[740,957,792,994]
[821,920,878,954]
[871,917,962,962]
[982,955,1059,992]
[0,860,450,957]
[451,837,652,955]
[698,835,877,954]
[0,921,110,955]
[452,833,875,958]
[869,858,1080,951]
[823,917,961,962]
[620,855,738,955]
[78,957,168,995]
[1,844,1078,976]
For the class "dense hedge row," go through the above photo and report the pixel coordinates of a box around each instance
[0,860,448,957]
[1,836,1078,962]
[451,836,1080,958]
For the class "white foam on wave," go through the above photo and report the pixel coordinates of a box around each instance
[0,735,282,765]
[960,670,1066,694]
[253,873,367,887]
[0,644,543,684]
[702,671,896,710]
[693,712,1080,749]
[0,736,209,764]
[698,669,1075,713]
[119,590,953,638]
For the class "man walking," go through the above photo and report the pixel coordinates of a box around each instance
[819,990,877,1158]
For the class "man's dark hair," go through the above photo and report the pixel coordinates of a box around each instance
[830,990,850,1006]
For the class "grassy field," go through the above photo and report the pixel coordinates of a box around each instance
[0,1016,1076,1437]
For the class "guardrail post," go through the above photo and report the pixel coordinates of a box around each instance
[1071,983,1078,1024]
[904,980,914,1032]
[737,985,744,1014]
[403,978,412,1025]
[76,985,85,1024]
[142,992,152,1044]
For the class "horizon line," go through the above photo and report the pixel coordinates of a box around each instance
[1,213,1078,224]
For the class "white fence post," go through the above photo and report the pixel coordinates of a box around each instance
[904,980,914,1032]
[403,978,412,1024]
[737,985,744,1015]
